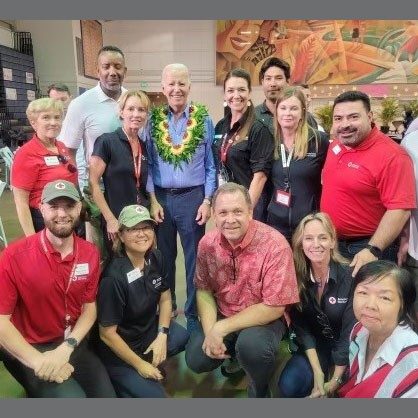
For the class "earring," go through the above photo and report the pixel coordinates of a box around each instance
[247,100,252,107]
[223,101,227,107]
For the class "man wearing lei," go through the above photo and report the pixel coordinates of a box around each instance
[147,63,216,331]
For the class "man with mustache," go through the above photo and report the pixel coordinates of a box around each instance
[0,180,115,397]
[321,91,416,277]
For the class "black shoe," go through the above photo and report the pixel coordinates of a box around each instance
[220,358,245,378]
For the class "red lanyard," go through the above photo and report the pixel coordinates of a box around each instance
[220,131,239,163]
[40,230,79,329]
[128,139,142,190]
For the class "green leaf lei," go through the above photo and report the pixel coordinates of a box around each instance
[150,102,208,168]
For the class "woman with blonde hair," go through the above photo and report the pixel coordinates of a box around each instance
[90,89,152,250]
[267,86,329,241]
[11,98,78,235]
[97,205,189,397]
[213,67,274,221]
[278,212,356,398]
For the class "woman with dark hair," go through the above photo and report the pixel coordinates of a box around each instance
[278,212,356,398]
[266,86,329,242]
[97,205,189,397]
[213,67,274,221]
[339,260,418,398]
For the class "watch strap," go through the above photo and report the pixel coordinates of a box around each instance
[366,244,382,259]
[158,326,169,335]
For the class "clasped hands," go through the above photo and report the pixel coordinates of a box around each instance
[202,322,230,360]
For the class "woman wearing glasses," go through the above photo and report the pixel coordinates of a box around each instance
[278,212,356,398]
[339,261,418,398]
[89,90,151,249]
[97,205,189,397]
[11,98,78,235]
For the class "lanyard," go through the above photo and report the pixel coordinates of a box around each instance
[280,144,293,168]
[40,230,79,329]
[126,135,142,203]
[221,131,240,163]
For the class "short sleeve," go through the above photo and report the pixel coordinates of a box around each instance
[97,273,127,327]
[248,121,274,174]
[11,146,40,191]
[59,99,85,150]
[151,249,169,293]
[92,133,112,165]
[194,239,212,291]
[0,250,18,314]
[81,247,101,303]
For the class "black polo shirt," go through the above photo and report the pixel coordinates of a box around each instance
[213,112,274,188]
[267,129,329,237]
[97,249,168,365]
[289,261,356,366]
[92,127,150,218]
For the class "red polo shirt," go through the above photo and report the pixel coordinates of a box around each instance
[195,220,299,318]
[0,231,100,344]
[11,134,78,209]
[321,127,416,238]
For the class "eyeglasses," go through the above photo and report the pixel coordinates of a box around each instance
[316,313,334,339]
[57,154,77,173]
[124,225,154,235]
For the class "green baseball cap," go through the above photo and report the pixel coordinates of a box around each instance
[41,180,81,203]
[118,205,156,228]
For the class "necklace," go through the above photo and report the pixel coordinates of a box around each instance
[150,102,208,168]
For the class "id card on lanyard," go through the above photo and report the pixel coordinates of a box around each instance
[275,144,293,207]
[40,230,79,338]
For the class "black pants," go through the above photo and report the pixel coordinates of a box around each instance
[1,340,116,398]
[185,318,286,397]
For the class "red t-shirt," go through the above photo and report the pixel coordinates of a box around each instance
[321,127,416,238]
[11,135,78,209]
[0,231,100,344]
[194,220,299,318]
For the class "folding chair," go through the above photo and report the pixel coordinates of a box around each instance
[0,146,14,189]
[0,179,8,247]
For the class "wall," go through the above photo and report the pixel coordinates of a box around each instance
[15,20,78,96]
[0,26,13,48]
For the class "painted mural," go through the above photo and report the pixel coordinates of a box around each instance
[216,20,418,86]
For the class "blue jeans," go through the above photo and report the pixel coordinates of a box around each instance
[105,321,189,398]
[185,318,286,398]
[154,186,205,322]
[278,351,331,398]
[338,237,398,263]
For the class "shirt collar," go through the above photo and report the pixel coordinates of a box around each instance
[39,229,76,262]
[260,100,273,116]
[167,103,190,120]
[32,134,56,154]
[219,219,257,253]
[335,126,380,152]
[95,82,127,103]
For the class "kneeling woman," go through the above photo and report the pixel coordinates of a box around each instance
[279,212,356,398]
[97,205,189,397]
[339,261,418,398]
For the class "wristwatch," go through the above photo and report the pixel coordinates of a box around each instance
[64,337,78,349]
[158,326,169,335]
[366,244,382,259]
[334,376,343,385]
[203,197,211,206]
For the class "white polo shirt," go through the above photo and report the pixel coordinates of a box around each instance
[59,83,127,184]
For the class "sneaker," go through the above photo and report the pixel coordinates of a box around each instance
[220,358,245,378]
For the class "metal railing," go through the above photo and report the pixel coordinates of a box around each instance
[13,32,33,56]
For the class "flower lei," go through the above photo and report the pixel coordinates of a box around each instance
[150,102,208,168]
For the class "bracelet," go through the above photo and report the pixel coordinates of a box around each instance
[203,198,211,206]
[334,376,343,385]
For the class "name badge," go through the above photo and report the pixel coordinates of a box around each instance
[332,145,341,155]
[127,268,143,284]
[75,263,89,276]
[44,156,60,166]
[275,189,291,207]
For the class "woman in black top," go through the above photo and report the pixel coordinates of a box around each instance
[97,205,189,397]
[266,86,329,241]
[90,90,151,246]
[278,212,356,398]
[213,68,274,221]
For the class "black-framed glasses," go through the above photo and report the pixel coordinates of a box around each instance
[316,313,334,339]
[57,154,77,173]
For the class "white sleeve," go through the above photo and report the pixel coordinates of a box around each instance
[58,99,85,150]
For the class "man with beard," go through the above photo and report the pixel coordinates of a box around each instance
[0,180,116,397]
[59,46,127,243]
[255,57,290,135]
[321,91,416,276]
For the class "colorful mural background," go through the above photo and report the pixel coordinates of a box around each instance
[216,20,418,86]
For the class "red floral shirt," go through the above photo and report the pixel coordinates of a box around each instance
[195,220,299,317]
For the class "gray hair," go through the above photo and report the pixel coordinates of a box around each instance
[212,182,252,209]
